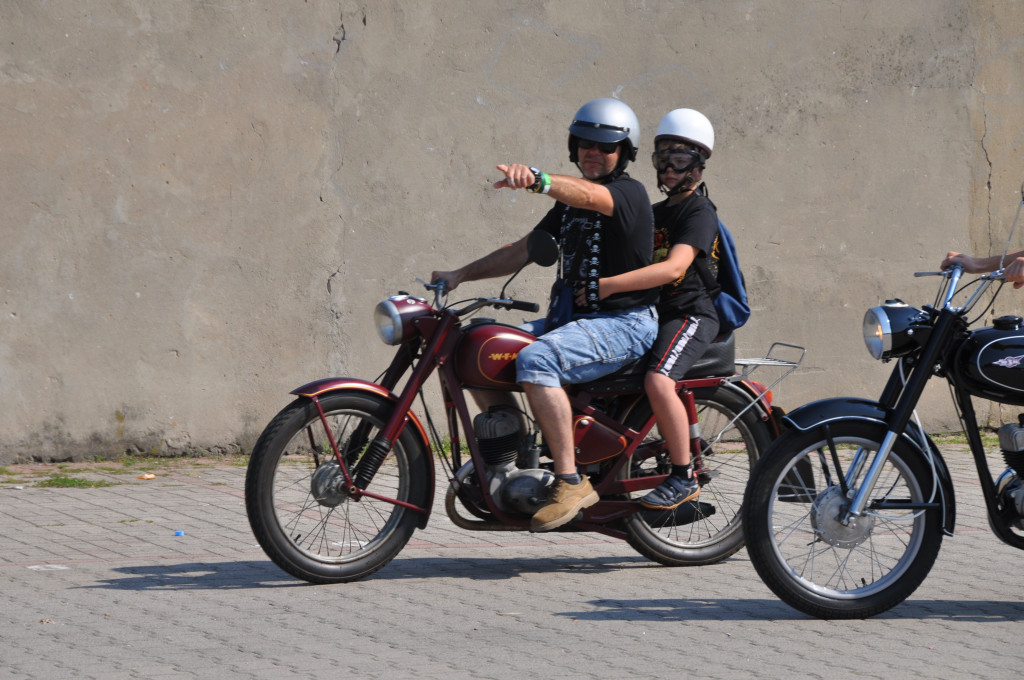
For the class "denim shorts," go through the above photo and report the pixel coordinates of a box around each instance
[516,305,658,388]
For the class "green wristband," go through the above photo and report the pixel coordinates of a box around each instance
[527,167,551,194]
[527,167,548,194]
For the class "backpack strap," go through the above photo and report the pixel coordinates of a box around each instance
[691,183,721,299]
[693,252,721,299]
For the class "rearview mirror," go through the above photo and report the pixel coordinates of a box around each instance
[527,230,559,267]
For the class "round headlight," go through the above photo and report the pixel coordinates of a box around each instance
[374,295,433,346]
[374,298,403,345]
[863,301,924,360]
[863,307,890,360]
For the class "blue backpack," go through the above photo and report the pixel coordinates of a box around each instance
[694,188,751,335]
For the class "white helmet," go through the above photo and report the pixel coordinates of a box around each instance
[654,108,714,158]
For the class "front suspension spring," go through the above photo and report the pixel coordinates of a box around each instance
[352,436,393,490]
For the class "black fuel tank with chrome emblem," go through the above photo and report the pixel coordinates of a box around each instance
[951,316,1024,405]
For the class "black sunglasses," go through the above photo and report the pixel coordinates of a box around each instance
[576,139,621,154]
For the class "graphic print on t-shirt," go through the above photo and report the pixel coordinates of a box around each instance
[652,224,685,287]
[559,210,603,313]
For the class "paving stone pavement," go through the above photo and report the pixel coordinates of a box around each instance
[1,452,1023,680]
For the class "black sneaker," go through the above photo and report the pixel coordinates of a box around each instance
[639,475,700,510]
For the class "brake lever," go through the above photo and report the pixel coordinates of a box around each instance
[417,277,448,307]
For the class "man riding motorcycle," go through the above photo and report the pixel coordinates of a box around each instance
[431,97,658,531]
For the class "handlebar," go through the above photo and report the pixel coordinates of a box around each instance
[915,263,1005,282]
[417,277,539,316]
[914,264,1005,284]
[508,300,540,313]
[912,263,1006,314]
[452,297,539,317]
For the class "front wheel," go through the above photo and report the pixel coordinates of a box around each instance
[621,385,772,566]
[245,390,431,584]
[742,421,944,619]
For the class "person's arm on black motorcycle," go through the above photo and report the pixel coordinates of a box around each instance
[430,235,529,292]
[943,250,1024,288]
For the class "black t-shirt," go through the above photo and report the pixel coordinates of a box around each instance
[652,192,718,320]
[534,173,657,312]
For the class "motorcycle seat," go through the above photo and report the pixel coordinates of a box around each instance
[572,333,736,395]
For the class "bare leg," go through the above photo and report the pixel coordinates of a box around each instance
[522,381,598,531]
[520,383,575,474]
[639,371,700,509]
[468,390,527,434]
[644,371,690,466]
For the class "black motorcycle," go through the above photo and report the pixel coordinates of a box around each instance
[742,187,1024,619]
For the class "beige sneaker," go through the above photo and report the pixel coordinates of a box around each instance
[530,476,599,532]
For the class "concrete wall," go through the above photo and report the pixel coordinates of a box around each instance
[2,0,1023,463]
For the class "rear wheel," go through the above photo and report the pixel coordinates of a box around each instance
[245,391,431,584]
[621,385,771,566]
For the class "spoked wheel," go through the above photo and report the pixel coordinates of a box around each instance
[245,390,431,584]
[742,421,944,619]
[621,385,771,566]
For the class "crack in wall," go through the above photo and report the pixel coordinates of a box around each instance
[333,22,345,53]
[981,99,994,253]
[333,9,367,54]
[326,264,343,298]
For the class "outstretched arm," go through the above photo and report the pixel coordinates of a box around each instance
[942,250,1024,289]
[941,251,1000,273]
[496,164,616,217]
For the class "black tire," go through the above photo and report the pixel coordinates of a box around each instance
[742,421,944,619]
[245,391,431,584]
[621,385,772,566]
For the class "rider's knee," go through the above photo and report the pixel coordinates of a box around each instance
[515,341,562,387]
[644,369,675,394]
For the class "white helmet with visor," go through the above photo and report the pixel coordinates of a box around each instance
[652,108,714,195]
[653,108,714,158]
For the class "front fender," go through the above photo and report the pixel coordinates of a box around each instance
[292,377,393,399]
[782,397,895,432]
[782,397,956,535]
[291,378,435,529]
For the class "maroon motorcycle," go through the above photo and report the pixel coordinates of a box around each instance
[245,232,804,583]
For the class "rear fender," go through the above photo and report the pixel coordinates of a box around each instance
[783,397,956,535]
[722,379,777,435]
[291,378,435,529]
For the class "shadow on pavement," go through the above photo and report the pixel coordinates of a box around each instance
[561,597,1024,622]
[79,557,1024,622]
[383,554,655,578]
[81,561,306,590]
[82,554,658,590]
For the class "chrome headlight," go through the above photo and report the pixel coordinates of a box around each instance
[863,300,924,360]
[374,295,432,345]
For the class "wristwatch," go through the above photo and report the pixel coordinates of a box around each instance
[527,167,543,192]
[527,167,551,194]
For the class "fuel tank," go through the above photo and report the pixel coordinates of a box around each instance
[454,321,535,390]
[951,316,1024,405]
